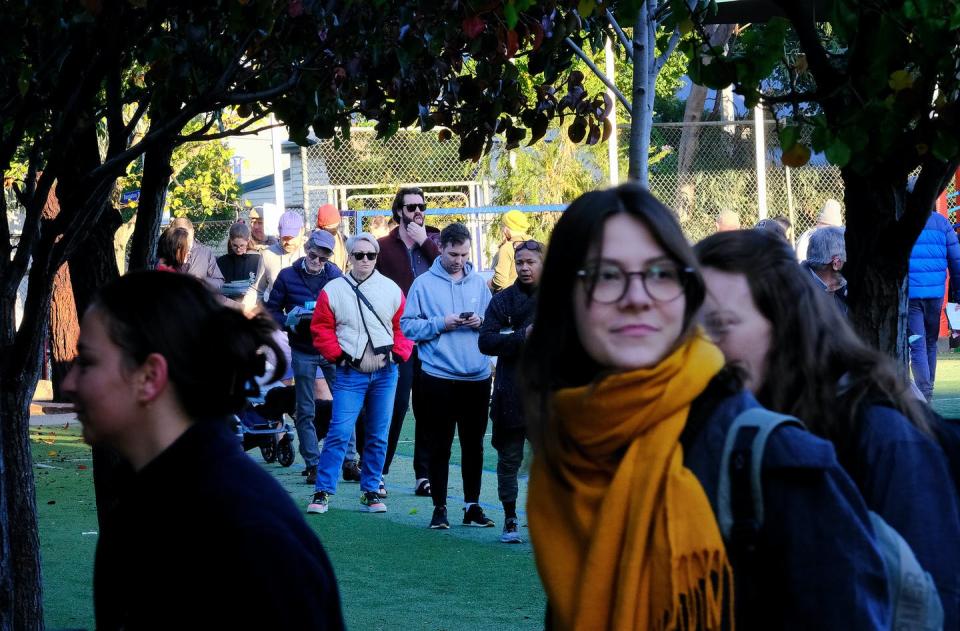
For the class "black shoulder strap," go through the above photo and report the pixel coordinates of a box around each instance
[346,277,390,336]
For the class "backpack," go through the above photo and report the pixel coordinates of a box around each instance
[718,408,944,631]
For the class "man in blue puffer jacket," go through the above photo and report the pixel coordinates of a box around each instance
[908,209,960,401]
[267,230,343,484]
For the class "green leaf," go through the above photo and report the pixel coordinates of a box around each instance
[825,139,852,167]
[778,126,799,151]
[811,126,832,153]
[932,132,959,161]
[504,1,519,30]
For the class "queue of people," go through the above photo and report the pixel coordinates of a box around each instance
[71,184,960,630]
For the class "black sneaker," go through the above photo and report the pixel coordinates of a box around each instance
[429,505,450,529]
[342,461,361,482]
[463,503,495,528]
[305,465,317,486]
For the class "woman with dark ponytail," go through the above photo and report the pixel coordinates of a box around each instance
[63,271,345,630]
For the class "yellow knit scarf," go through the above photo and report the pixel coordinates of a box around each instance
[528,334,733,631]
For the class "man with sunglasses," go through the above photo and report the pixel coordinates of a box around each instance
[266,230,343,485]
[479,239,544,543]
[375,187,442,497]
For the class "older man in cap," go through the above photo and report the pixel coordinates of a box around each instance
[490,209,533,293]
[266,229,344,484]
[243,210,307,313]
[168,217,224,290]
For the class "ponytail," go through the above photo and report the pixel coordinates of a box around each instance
[94,271,286,420]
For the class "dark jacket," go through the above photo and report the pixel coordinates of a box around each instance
[841,403,960,629]
[376,225,441,294]
[266,258,343,354]
[216,251,261,283]
[94,419,344,630]
[801,261,848,315]
[680,374,890,630]
[908,211,960,299]
[478,279,537,435]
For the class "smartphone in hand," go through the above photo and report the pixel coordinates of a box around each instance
[459,311,474,319]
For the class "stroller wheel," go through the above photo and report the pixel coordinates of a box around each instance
[260,440,278,463]
[277,438,295,468]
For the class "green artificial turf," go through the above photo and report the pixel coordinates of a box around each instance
[931,353,960,418]
[34,418,544,631]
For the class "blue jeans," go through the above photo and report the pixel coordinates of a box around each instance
[908,297,943,401]
[290,348,339,467]
[315,363,399,494]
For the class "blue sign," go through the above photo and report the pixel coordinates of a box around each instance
[120,190,140,205]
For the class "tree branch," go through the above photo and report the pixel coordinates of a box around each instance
[122,91,153,140]
[177,115,274,143]
[605,8,632,54]
[654,28,681,75]
[564,37,633,115]
[777,2,843,101]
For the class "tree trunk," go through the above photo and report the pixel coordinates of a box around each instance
[843,172,911,360]
[68,208,122,314]
[41,183,78,401]
[628,3,652,185]
[0,247,54,631]
[48,264,79,401]
[674,24,735,221]
[127,142,174,271]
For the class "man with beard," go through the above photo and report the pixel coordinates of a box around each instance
[375,187,440,497]
[243,210,306,313]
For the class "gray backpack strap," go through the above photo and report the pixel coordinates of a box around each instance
[717,408,804,540]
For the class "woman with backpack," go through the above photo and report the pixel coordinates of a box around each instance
[696,228,960,628]
[522,183,891,630]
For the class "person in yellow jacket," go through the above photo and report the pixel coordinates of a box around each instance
[490,209,533,293]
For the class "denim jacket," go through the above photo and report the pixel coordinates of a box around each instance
[681,379,891,630]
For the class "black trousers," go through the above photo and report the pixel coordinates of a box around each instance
[381,347,430,480]
[418,372,491,506]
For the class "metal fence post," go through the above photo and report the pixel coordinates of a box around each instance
[754,106,768,220]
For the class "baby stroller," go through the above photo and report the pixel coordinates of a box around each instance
[233,385,297,467]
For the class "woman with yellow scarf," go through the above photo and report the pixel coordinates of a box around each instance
[522,184,891,630]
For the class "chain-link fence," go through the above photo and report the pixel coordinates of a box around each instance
[648,120,845,244]
[299,122,848,254]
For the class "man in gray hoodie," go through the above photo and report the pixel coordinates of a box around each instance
[401,222,494,531]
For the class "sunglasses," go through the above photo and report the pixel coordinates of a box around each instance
[352,252,378,261]
[513,240,544,252]
[403,203,426,212]
[306,251,329,262]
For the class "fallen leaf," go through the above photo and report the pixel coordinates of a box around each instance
[48,450,58,458]
[77,464,88,470]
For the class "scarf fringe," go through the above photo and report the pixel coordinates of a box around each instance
[654,550,734,631]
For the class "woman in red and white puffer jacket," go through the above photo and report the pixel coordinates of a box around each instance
[308,233,413,513]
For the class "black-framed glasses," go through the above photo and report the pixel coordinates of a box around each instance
[306,251,329,262]
[576,260,692,304]
[403,203,426,212]
[352,252,378,261]
[513,240,544,253]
